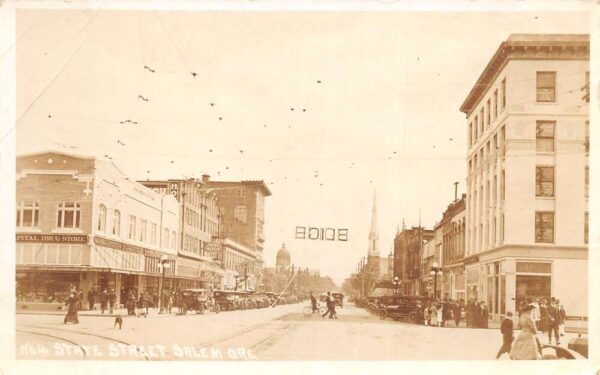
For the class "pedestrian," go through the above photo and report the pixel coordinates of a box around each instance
[424,305,431,326]
[546,300,560,345]
[87,289,95,310]
[539,299,548,334]
[437,302,445,327]
[558,300,566,337]
[321,292,333,319]
[442,299,451,327]
[510,305,541,360]
[415,301,423,325]
[310,292,318,314]
[453,300,462,327]
[100,289,108,314]
[64,292,80,324]
[473,300,481,328]
[167,293,174,314]
[496,311,514,359]
[77,289,84,311]
[480,302,489,328]
[531,299,541,331]
[430,304,439,327]
[108,289,116,315]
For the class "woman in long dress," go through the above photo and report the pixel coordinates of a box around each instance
[430,304,439,327]
[510,305,540,360]
[64,292,79,324]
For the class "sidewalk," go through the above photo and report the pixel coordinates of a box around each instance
[437,318,588,334]
[16,306,173,318]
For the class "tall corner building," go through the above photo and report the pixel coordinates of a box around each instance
[460,34,589,320]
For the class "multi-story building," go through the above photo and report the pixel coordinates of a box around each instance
[435,195,467,301]
[140,178,222,289]
[203,176,271,290]
[16,151,179,306]
[420,238,439,298]
[460,34,589,320]
[393,225,434,296]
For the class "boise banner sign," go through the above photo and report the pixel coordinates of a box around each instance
[295,227,348,241]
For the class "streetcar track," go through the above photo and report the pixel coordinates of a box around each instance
[16,329,88,359]
[249,322,299,354]
[18,324,150,360]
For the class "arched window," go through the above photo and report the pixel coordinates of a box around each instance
[113,210,121,236]
[97,204,107,232]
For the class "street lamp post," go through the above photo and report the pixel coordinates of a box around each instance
[158,255,171,314]
[430,261,442,300]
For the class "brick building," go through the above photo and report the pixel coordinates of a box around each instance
[393,225,434,296]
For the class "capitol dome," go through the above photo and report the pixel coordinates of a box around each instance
[276,243,291,270]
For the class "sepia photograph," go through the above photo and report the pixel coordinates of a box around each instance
[0,0,597,373]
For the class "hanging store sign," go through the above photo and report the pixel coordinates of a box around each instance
[16,233,88,244]
[295,227,348,241]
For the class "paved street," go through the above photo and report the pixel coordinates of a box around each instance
[16,303,581,361]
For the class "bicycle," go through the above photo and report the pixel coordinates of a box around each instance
[303,304,328,317]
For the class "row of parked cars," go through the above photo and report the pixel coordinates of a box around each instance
[179,289,304,314]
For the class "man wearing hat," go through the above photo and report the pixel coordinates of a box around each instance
[546,299,561,345]
[496,311,514,359]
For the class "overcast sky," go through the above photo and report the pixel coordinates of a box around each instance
[15,9,589,285]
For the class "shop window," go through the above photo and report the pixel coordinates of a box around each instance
[536,121,555,152]
[16,200,40,228]
[535,212,554,243]
[536,166,554,197]
[516,275,551,302]
[113,210,121,236]
[97,204,107,232]
[57,202,81,229]
[536,71,556,102]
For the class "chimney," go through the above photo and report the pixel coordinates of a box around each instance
[202,174,210,183]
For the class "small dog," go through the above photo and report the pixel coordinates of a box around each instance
[137,311,147,318]
[114,315,123,329]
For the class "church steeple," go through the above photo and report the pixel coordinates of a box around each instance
[368,189,379,257]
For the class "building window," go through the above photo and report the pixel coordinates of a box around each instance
[486,99,491,127]
[238,187,245,198]
[585,167,589,197]
[536,121,555,152]
[480,108,484,133]
[493,90,498,118]
[500,170,505,201]
[97,204,107,232]
[128,215,136,240]
[584,212,589,244]
[585,121,589,154]
[474,116,479,140]
[469,122,473,146]
[535,212,554,243]
[536,167,554,197]
[584,71,590,103]
[501,78,506,109]
[150,223,157,245]
[16,201,40,228]
[234,206,247,223]
[536,71,556,102]
[113,210,121,236]
[171,230,177,249]
[57,202,81,229]
[140,219,147,243]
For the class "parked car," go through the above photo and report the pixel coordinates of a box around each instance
[213,290,238,311]
[332,292,344,308]
[378,295,432,323]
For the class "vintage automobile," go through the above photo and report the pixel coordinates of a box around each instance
[213,290,239,311]
[539,344,586,360]
[378,295,432,323]
[331,292,344,308]
[181,288,219,314]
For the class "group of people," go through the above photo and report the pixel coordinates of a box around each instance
[310,291,338,319]
[411,298,490,328]
[87,289,118,314]
[496,297,567,360]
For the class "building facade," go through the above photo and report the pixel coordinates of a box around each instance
[140,178,222,289]
[436,195,467,301]
[393,225,434,296]
[203,177,271,290]
[460,34,589,319]
[16,151,180,306]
